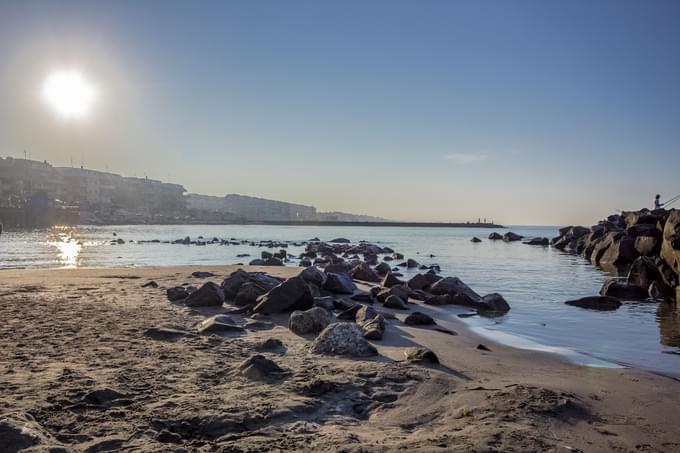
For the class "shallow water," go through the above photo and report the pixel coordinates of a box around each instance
[1,224,678,377]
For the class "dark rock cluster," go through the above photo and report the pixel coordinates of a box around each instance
[552,209,680,309]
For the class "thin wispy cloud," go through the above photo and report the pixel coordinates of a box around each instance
[444,153,487,164]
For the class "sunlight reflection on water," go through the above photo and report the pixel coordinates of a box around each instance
[48,227,82,268]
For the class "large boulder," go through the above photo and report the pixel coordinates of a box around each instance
[185,282,225,307]
[565,296,622,311]
[634,236,661,257]
[661,210,680,278]
[376,285,410,302]
[350,262,381,283]
[288,306,332,335]
[627,256,661,289]
[488,232,502,240]
[599,237,638,267]
[310,323,378,357]
[600,278,648,301]
[323,272,357,294]
[478,293,511,313]
[252,277,314,314]
[428,276,481,301]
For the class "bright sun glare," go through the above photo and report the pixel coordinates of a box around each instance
[42,70,97,119]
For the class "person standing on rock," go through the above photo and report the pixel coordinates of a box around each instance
[654,194,664,210]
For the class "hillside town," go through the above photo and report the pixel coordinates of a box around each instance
[0,156,382,228]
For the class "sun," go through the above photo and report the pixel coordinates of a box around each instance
[42,69,97,119]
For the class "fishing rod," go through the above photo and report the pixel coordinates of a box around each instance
[664,193,680,208]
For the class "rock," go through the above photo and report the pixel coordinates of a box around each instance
[166,286,189,302]
[337,304,362,320]
[324,262,352,274]
[381,273,403,288]
[471,237,482,243]
[361,314,385,340]
[185,282,225,307]
[384,294,409,310]
[310,323,378,357]
[377,285,410,303]
[253,277,314,314]
[406,258,419,268]
[142,280,158,288]
[661,210,680,277]
[600,278,648,301]
[313,296,335,311]
[524,237,549,246]
[197,315,245,334]
[0,414,48,451]
[323,272,356,294]
[192,271,215,278]
[350,292,373,303]
[634,236,661,256]
[288,307,332,335]
[234,282,267,306]
[407,273,430,291]
[600,237,638,267]
[424,294,452,305]
[565,296,622,311]
[479,293,511,313]
[404,311,436,325]
[404,347,439,364]
[221,269,251,299]
[262,257,284,266]
[329,237,351,243]
[300,266,327,286]
[299,258,312,267]
[143,327,187,341]
[627,256,661,288]
[355,305,379,324]
[350,262,381,283]
[237,355,284,380]
[428,276,481,301]
[649,280,675,301]
[254,338,285,351]
[502,232,523,242]
[374,262,392,275]
[488,232,502,240]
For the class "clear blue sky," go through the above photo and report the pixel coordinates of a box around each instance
[1,0,679,224]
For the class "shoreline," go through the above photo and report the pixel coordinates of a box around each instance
[2,265,679,451]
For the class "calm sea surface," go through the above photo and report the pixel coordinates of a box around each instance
[1,224,678,377]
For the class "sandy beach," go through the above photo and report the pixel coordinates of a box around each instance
[1,265,679,452]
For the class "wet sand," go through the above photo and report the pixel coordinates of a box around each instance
[1,266,679,452]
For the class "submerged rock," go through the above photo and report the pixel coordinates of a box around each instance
[488,232,502,240]
[502,232,523,242]
[565,296,622,311]
[310,323,377,357]
[471,236,482,243]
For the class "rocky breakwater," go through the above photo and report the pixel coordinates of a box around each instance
[551,208,680,310]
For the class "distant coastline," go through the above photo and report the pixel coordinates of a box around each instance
[69,220,505,228]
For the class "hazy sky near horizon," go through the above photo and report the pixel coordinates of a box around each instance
[1,0,679,225]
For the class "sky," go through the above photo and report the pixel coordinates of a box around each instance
[0,0,679,225]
